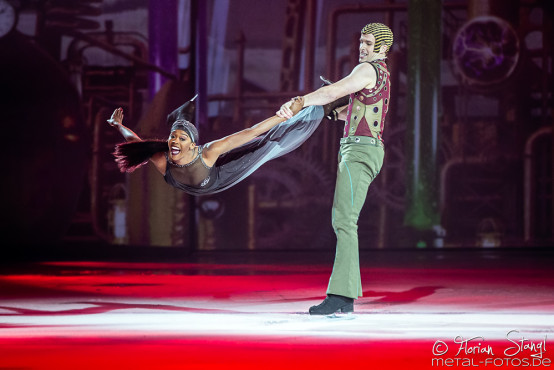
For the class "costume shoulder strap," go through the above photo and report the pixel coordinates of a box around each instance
[363,61,380,78]
[197,145,212,169]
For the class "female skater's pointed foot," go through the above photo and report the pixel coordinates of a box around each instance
[308,294,354,315]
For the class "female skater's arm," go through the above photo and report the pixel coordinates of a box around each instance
[201,97,304,166]
[108,107,167,174]
[107,108,142,142]
[336,105,348,121]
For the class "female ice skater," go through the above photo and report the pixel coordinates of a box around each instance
[108,96,324,195]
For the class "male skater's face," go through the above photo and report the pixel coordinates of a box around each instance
[358,33,377,63]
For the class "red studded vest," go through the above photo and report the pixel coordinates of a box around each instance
[344,60,390,141]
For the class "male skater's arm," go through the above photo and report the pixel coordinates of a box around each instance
[276,62,377,119]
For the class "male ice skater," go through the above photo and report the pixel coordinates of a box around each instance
[277,22,394,315]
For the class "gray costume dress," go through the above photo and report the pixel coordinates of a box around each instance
[163,105,324,195]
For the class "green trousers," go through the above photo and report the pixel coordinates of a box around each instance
[326,136,384,299]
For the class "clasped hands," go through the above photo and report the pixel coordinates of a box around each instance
[276,96,304,119]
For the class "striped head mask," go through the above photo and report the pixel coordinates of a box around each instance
[361,23,393,53]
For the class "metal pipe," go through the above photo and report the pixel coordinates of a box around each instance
[91,107,115,243]
[248,184,256,250]
[194,0,208,129]
[439,156,482,215]
[404,0,442,231]
[303,0,317,91]
[148,0,179,99]
[523,126,553,242]
[66,29,175,79]
[233,31,245,123]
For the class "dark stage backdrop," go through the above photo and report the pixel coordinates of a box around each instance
[0,0,551,251]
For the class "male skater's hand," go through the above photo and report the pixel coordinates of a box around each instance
[289,96,304,116]
[277,96,304,119]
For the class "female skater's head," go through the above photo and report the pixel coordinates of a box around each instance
[170,119,199,144]
[168,124,198,163]
[166,95,200,163]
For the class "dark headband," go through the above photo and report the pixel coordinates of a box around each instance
[171,119,199,143]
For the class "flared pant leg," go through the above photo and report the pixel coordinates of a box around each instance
[326,141,384,299]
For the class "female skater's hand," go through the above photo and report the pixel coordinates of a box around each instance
[107,108,124,127]
[277,96,304,119]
